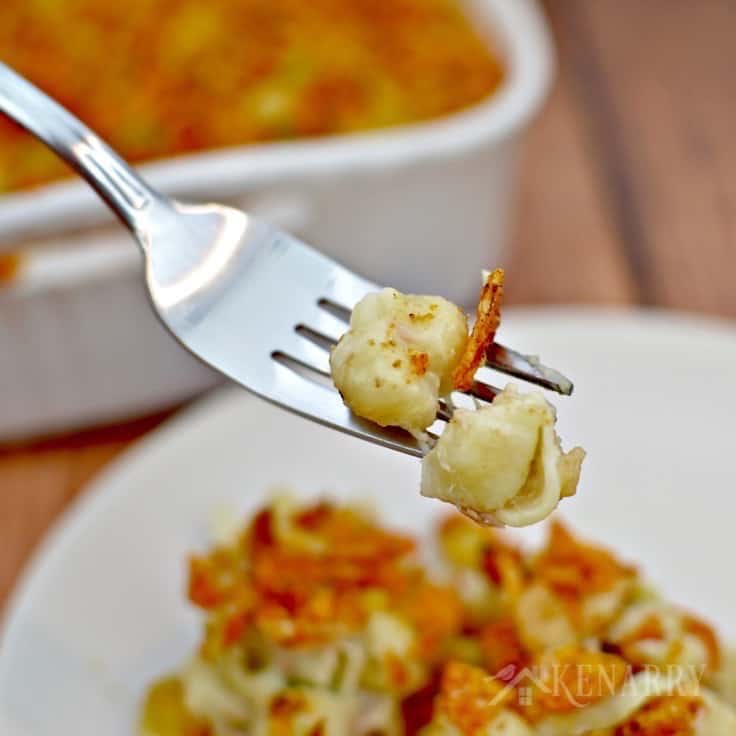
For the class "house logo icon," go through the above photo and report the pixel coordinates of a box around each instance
[490,664,551,707]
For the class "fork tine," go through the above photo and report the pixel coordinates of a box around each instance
[327,298,573,396]
[280,335,453,433]
[295,315,557,404]
[280,332,332,376]
[308,305,352,342]
[294,318,557,405]
[269,360,427,458]
[437,400,453,422]
[467,379,501,404]
[286,326,456,425]
[317,298,352,324]
[486,343,574,395]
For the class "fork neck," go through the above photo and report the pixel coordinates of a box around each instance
[0,62,166,237]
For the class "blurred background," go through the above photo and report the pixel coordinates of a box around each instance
[0,0,734,607]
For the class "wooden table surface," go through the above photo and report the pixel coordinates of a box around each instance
[1,0,735,612]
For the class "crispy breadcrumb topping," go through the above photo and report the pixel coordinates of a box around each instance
[142,500,734,736]
[434,661,510,735]
[188,501,461,655]
[615,695,702,736]
[533,520,637,624]
[452,268,504,391]
[1,0,504,193]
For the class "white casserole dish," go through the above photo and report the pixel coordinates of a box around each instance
[0,0,554,441]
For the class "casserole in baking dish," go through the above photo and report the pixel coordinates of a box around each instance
[0,0,504,192]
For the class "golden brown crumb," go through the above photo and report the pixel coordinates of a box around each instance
[408,311,435,323]
[410,351,430,376]
[615,695,702,736]
[187,502,463,658]
[452,269,504,391]
[533,521,637,610]
[435,661,510,734]
[270,691,309,719]
[479,617,529,681]
[269,691,312,736]
[403,582,464,660]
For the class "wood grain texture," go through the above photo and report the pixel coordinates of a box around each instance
[505,0,639,306]
[0,410,176,609]
[575,0,736,316]
[507,0,736,314]
[1,1,735,613]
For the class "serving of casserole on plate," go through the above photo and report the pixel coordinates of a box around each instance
[0,0,553,441]
[138,489,736,735]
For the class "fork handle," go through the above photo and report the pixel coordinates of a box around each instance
[0,62,163,234]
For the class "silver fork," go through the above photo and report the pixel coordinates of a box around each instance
[0,63,572,458]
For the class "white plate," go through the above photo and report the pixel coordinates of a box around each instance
[1,308,735,736]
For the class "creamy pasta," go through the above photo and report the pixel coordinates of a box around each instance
[330,288,468,435]
[140,498,736,736]
[421,385,585,527]
[329,272,585,528]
